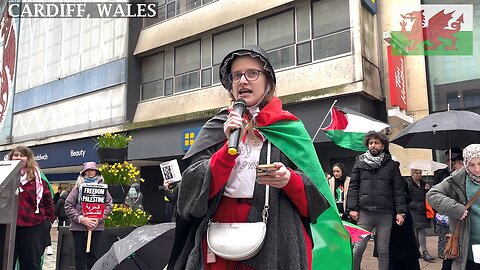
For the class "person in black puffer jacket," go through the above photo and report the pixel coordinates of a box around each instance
[347,131,407,270]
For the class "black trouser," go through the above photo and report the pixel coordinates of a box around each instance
[13,221,51,270]
[72,230,101,270]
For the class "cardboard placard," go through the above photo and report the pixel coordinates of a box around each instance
[160,159,181,184]
[81,183,107,219]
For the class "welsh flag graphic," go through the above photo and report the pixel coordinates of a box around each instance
[390,4,473,55]
[322,107,389,152]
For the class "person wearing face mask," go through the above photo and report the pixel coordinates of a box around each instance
[168,45,335,270]
[346,131,407,270]
[9,146,55,270]
[427,144,480,270]
[64,162,113,270]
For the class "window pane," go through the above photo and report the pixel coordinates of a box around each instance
[297,42,311,65]
[175,41,200,75]
[245,22,256,46]
[165,78,173,95]
[312,0,350,38]
[267,46,295,69]
[258,10,294,51]
[202,68,212,87]
[166,2,175,19]
[165,49,174,77]
[464,89,480,108]
[142,53,164,83]
[296,4,310,42]
[313,30,351,60]
[213,27,243,65]
[175,71,200,92]
[141,80,164,100]
[212,65,220,85]
[177,0,201,14]
[202,37,212,68]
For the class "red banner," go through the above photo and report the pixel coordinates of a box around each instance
[387,46,407,110]
[81,183,107,219]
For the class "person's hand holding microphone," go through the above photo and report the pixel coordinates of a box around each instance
[224,99,247,155]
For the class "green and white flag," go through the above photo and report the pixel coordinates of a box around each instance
[322,107,389,152]
[391,4,473,55]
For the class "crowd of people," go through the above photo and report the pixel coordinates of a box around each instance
[7,45,480,270]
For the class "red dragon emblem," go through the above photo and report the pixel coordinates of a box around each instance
[399,9,464,51]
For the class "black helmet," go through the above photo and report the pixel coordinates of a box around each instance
[219,45,276,91]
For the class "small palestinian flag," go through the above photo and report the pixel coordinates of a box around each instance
[322,107,389,152]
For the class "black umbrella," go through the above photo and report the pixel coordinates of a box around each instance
[391,110,480,150]
[92,222,175,270]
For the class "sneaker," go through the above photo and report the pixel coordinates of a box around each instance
[422,250,434,261]
[46,246,53,255]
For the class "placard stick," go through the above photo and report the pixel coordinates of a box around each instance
[86,229,92,253]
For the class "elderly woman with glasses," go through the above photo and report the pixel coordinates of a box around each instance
[168,45,331,270]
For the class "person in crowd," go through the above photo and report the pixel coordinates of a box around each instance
[163,181,178,222]
[407,169,434,261]
[432,147,464,269]
[168,45,328,270]
[347,131,407,270]
[9,145,55,270]
[125,182,143,211]
[64,162,113,270]
[328,163,350,214]
[427,144,480,270]
[374,172,421,270]
[53,187,62,206]
[54,190,70,229]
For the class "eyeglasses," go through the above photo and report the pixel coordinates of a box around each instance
[227,69,265,84]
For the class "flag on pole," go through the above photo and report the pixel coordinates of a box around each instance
[322,107,389,152]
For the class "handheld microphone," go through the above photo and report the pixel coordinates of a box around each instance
[227,99,247,155]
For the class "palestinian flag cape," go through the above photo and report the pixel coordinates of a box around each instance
[256,97,352,270]
[322,106,389,152]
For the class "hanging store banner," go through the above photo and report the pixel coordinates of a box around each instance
[387,46,407,111]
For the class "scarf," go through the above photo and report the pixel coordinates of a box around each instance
[78,176,99,204]
[19,167,43,214]
[463,144,480,185]
[360,151,385,169]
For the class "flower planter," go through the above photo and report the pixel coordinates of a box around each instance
[96,147,127,164]
[108,184,131,204]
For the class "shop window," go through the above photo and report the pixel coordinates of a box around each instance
[464,89,480,108]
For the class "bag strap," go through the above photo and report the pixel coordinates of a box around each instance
[262,141,271,223]
[465,189,480,210]
[452,190,480,237]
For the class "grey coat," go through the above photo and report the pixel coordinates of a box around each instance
[426,168,470,270]
[177,140,328,270]
[64,176,113,231]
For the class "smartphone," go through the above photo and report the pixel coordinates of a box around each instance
[256,164,277,174]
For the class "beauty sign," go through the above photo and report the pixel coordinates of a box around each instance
[81,183,107,219]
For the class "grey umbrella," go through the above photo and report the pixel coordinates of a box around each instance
[391,110,480,150]
[92,222,175,270]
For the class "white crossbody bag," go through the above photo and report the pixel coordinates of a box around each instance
[206,142,271,261]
